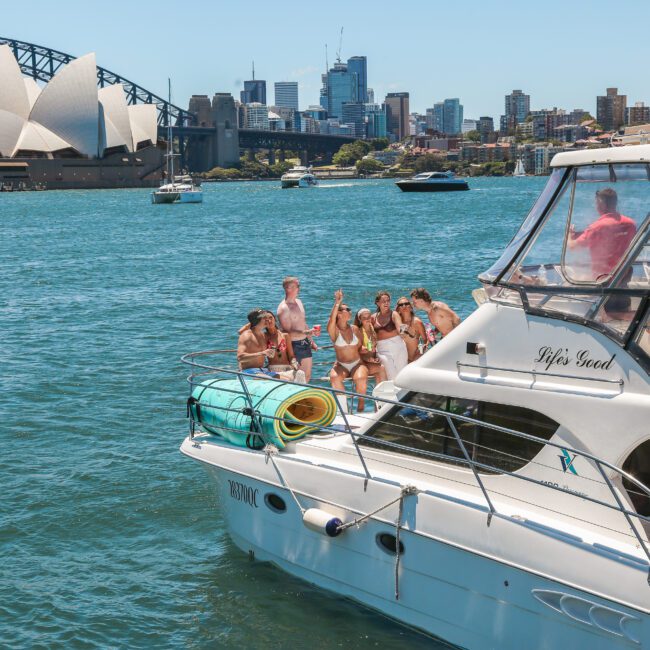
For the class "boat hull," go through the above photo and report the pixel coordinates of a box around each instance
[281,179,299,188]
[186,449,648,650]
[151,190,202,204]
[396,181,469,192]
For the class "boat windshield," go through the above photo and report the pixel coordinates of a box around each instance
[480,163,650,361]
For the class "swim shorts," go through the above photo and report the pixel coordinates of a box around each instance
[292,338,312,362]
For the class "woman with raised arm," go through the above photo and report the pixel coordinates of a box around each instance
[370,290,408,380]
[327,289,369,412]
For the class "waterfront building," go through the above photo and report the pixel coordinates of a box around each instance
[553,123,589,143]
[346,56,368,103]
[342,102,365,138]
[626,101,650,126]
[477,116,495,144]
[442,98,463,135]
[384,92,409,141]
[530,108,567,141]
[188,95,212,127]
[244,102,269,130]
[274,82,299,111]
[240,78,266,105]
[597,87,626,130]
[533,144,563,175]
[461,118,477,134]
[500,89,530,134]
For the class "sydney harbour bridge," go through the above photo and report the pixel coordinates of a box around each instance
[0,37,355,171]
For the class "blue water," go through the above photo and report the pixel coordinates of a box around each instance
[1,177,546,648]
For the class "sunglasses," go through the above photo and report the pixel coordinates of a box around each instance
[396,302,411,308]
[338,307,351,312]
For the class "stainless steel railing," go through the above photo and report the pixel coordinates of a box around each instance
[181,349,650,576]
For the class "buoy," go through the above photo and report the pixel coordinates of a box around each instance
[302,508,343,537]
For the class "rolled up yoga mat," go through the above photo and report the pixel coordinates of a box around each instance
[189,378,338,449]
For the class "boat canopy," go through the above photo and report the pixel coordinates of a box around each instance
[479,148,650,369]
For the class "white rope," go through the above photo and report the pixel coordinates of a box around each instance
[264,444,306,514]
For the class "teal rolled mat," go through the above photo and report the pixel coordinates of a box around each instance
[190,378,338,449]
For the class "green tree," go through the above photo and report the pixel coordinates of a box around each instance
[332,140,373,166]
[465,130,480,143]
[370,137,389,151]
[356,158,384,174]
[269,161,292,177]
[413,154,446,173]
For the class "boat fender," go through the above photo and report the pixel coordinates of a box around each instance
[302,508,344,537]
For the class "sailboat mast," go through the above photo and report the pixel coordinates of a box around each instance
[167,78,174,184]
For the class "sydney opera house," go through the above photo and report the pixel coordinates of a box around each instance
[0,45,163,189]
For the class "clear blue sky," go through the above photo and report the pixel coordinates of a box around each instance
[4,0,650,120]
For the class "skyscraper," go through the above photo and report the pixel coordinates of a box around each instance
[477,116,495,144]
[240,79,266,105]
[274,82,299,111]
[501,89,530,133]
[342,102,365,138]
[442,98,463,134]
[323,61,358,119]
[384,92,409,141]
[347,56,368,104]
[597,88,627,130]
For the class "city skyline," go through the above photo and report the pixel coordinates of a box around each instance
[3,0,650,121]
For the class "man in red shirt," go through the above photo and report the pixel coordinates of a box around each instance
[568,188,636,280]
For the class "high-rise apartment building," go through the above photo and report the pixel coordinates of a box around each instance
[501,89,530,133]
[347,56,368,104]
[385,92,409,140]
[597,88,627,131]
[240,79,266,105]
[244,103,269,130]
[626,101,650,126]
[274,82,299,111]
[477,116,495,144]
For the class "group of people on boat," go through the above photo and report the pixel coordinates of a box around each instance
[236,276,460,408]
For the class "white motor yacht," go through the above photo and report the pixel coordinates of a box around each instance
[281,165,318,188]
[181,144,650,649]
[396,170,469,192]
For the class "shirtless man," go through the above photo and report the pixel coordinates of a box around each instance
[410,288,461,337]
[277,276,318,381]
[395,297,428,362]
[237,309,279,378]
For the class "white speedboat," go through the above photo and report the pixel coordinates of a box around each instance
[152,80,203,205]
[281,165,318,188]
[396,170,469,192]
[181,144,650,649]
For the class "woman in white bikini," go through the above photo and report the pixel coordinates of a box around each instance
[327,289,368,412]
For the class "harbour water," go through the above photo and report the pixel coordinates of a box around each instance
[2,177,546,648]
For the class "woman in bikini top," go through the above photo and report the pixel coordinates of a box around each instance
[327,289,369,413]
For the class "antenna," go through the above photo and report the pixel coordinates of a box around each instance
[336,27,344,63]
[252,60,255,80]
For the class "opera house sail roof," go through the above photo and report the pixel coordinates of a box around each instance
[0,44,158,159]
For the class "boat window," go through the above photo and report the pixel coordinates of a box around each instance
[632,305,650,358]
[622,439,650,517]
[563,164,648,284]
[359,392,559,473]
[479,168,566,283]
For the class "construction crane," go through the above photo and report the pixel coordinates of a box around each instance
[336,27,344,63]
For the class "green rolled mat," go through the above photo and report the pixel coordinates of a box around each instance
[189,378,338,449]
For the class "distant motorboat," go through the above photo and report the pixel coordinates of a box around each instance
[513,158,526,177]
[281,166,318,189]
[395,170,469,192]
[152,79,203,205]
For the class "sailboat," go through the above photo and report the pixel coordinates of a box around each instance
[513,157,526,177]
[151,80,202,204]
